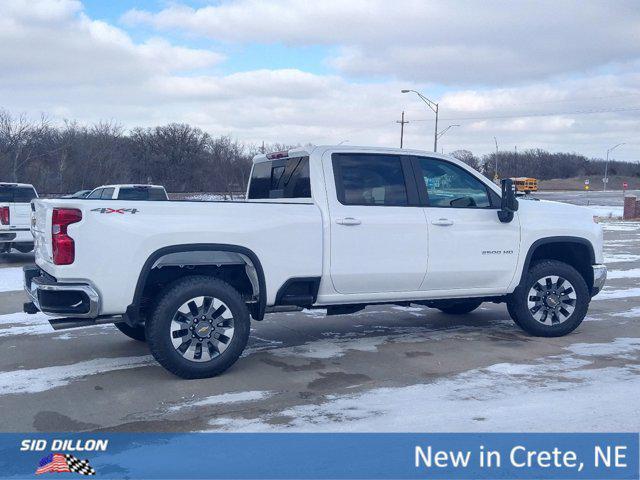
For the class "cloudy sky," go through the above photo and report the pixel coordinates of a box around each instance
[1,0,639,160]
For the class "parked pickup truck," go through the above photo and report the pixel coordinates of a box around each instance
[23,146,606,379]
[1,183,38,254]
[85,184,168,201]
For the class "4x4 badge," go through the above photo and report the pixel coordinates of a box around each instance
[90,208,138,214]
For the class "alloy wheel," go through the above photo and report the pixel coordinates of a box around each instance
[170,296,235,362]
[527,275,577,325]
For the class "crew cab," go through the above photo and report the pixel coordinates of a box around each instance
[23,146,606,379]
[0,183,38,254]
[86,184,168,201]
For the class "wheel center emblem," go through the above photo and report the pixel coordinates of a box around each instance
[196,324,211,336]
[546,294,559,308]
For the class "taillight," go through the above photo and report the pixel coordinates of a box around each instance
[0,207,9,225]
[52,208,82,265]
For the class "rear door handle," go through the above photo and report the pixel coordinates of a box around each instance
[431,218,454,226]
[336,217,362,226]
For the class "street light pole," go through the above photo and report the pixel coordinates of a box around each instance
[436,124,460,140]
[401,89,439,152]
[603,143,625,192]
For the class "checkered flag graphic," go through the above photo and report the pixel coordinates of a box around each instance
[65,454,96,476]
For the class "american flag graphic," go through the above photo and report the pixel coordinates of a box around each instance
[35,453,96,475]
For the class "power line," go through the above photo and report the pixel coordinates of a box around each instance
[441,92,640,109]
[411,106,640,122]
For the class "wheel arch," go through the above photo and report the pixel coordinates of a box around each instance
[126,244,267,323]
[520,236,595,290]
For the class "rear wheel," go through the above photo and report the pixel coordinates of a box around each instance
[114,322,146,342]
[432,299,483,315]
[507,260,589,337]
[146,276,250,379]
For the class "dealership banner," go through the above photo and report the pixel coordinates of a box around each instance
[0,433,638,479]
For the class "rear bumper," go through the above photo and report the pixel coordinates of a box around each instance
[23,265,100,318]
[591,264,607,297]
[0,228,32,243]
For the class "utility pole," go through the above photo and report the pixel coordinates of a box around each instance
[604,143,625,192]
[396,111,409,148]
[493,136,499,182]
[433,103,439,152]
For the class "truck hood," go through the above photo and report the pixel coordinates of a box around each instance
[516,198,604,264]
[517,198,594,220]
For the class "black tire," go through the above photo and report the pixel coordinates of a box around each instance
[506,260,589,337]
[506,299,523,327]
[114,322,146,342]
[433,299,483,315]
[146,275,250,379]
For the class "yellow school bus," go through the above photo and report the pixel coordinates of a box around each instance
[511,177,538,193]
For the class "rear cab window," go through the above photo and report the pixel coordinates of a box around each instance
[118,187,167,201]
[0,185,38,203]
[248,157,311,200]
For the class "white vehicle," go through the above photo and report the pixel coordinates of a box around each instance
[24,146,606,379]
[86,184,168,201]
[0,183,38,254]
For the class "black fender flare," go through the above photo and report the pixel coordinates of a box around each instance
[518,236,596,284]
[126,243,267,323]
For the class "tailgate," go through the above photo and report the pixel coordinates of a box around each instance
[31,199,52,263]
[10,202,32,228]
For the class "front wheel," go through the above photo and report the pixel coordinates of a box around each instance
[507,260,589,337]
[146,276,250,379]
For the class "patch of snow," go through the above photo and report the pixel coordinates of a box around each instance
[392,306,425,312]
[271,336,388,359]
[566,338,640,356]
[613,307,640,318]
[0,356,155,395]
[0,312,114,338]
[0,312,52,337]
[0,267,24,292]
[589,206,623,218]
[594,287,640,300]
[301,309,327,318]
[607,268,640,279]
[184,193,243,201]
[604,253,640,264]
[602,223,640,232]
[207,338,640,432]
[169,391,271,412]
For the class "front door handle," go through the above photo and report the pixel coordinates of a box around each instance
[431,218,454,226]
[336,217,362,226]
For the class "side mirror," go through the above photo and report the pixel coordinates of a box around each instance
[498,178,519,223]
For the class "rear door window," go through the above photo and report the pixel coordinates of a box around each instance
[248,157,311,199]
[332,153,408,206]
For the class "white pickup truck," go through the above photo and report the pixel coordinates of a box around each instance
[1,183,38,254]
[23,146,606,379]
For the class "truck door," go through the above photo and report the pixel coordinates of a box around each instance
[325,152,428,294]
[413,157,521,292]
